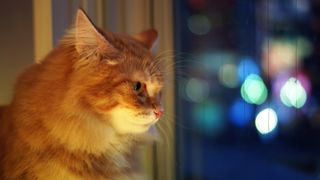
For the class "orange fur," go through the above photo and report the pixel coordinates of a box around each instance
[0,9,163,179]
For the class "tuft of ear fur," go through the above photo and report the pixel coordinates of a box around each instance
[133,29,158,49]
[75,9,117,58]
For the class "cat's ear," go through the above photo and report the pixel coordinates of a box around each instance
[75,9,117,58]
[133,29,158,50]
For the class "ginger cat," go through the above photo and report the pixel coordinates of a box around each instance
[0,9,163,180]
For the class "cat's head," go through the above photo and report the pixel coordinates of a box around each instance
[64,9,163,135]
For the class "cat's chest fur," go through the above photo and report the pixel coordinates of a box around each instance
[13,143,134,180]
[41,148,131,179]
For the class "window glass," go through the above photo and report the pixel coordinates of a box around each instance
[175,0,320,179]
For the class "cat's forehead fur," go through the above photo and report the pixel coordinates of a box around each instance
[98,31,164,88]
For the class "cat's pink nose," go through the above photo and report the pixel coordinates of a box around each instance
[154,110,163,119]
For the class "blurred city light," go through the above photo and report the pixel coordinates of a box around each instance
[262,37,312,78]
[192,100,224,136]
[255,108,278,135]
[197,51,236,73]
[241,74,268,105]
[237,57,260,82]
[262,39,296,77]
[218,63,239,88]
[187,14,211,35]
[185,78,210,103]
[229,98,254,127]
[280,77,307,108]
[272,72,311,101]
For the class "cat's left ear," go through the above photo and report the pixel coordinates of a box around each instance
[133,29,158,50]
[75,9,118,58]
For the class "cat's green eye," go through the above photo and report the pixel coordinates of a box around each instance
[133,82,142,91]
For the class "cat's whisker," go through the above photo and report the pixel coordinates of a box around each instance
[161,70,192,80]
[159,116,174,139]
[155,122,171,150]
[161,112,195,131]
[154,50,194,61]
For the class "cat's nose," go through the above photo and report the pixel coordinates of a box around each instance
[154,109,163,119]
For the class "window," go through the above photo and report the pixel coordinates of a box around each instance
[175,0,320,179]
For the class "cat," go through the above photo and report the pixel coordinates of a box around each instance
[0,9,163,180]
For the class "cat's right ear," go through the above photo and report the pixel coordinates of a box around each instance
[75,9,118,58]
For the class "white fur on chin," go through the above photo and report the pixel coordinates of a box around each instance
[109,106,158,134]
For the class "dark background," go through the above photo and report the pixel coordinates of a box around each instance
[175,0,320,179]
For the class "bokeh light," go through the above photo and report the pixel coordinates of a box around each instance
[237,57,260,82]
[187,14,211,35]
[272,72,311,102]
[218,63,239,88]
[262,37,312,78]
[229,98,254,127]
[255,108,278,135]
[185,78,210,103]
[192,101,224,136]
[197,51,236,73]
[241,74,268,105]
[280,77,307,108]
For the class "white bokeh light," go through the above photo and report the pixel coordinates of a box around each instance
[280,77,307,108]
[255,108,278,135]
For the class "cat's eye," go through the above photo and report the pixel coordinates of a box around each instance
[133,81,142,91]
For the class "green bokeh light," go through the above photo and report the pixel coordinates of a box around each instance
[280,78,307,108]
[187,14,211,35]
[185,78,210,103]
[218,63,239,88]
[241,74,268,105]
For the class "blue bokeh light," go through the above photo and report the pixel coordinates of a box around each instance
[229,98,255,127]
[237,57,260,82]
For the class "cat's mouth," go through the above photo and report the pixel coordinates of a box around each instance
[133,115,159,125]
[108,107,160,134]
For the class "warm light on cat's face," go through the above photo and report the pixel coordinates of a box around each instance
[109,77,163,134]
[98,51,164,134]
[79,56,164,134]
[71,23,163,134]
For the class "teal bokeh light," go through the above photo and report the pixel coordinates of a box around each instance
[192,101,224,136]
[241,74,268,105]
